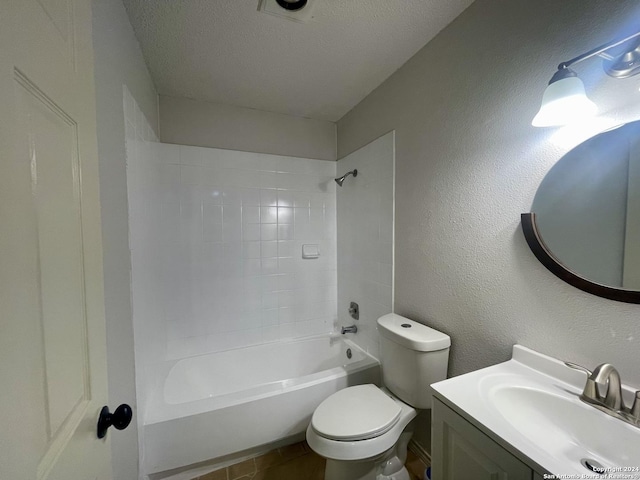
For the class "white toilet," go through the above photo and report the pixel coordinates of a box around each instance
[306,313,450,480]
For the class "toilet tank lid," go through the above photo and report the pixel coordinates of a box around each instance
[377,314,450,352]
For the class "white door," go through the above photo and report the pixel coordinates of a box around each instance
[0,1,112,479]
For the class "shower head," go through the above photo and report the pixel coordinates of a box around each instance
[335,169,358,186]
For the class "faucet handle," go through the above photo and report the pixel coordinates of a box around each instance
[564,362,593,376]
[565,362,599,402]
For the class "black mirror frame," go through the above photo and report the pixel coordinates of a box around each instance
[521,213,640,304]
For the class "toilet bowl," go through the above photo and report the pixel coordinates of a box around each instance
[306,314,450,480]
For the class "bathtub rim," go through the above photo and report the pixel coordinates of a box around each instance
[145,335,379,425]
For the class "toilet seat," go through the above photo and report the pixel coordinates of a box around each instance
[306,385,417,462]
[311,384,401,441]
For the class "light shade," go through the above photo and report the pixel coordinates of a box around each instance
[532,75,597,127]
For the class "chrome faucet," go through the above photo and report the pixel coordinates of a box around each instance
[566,361,640,428]
[341,325,357,334]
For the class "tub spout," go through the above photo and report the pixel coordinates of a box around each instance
[341,325,357,334]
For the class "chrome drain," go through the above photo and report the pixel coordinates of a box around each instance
[346,348,352,359]
[581,458,605,475]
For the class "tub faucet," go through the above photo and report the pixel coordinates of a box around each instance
[341,325,357,334]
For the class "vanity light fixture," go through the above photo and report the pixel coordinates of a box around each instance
[532,30,640,127]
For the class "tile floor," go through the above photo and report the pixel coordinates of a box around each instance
[193,442,428,480]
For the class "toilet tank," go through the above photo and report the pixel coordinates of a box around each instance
[377,313,450,409]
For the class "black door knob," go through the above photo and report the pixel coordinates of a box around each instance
[97,404,132,439]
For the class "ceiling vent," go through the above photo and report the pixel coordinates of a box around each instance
[258,0,318,23]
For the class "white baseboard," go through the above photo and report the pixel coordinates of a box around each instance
[408,439,431,465]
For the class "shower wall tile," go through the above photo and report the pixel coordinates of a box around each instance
[129,117,400,374]
[131,142,338,361]
[124,87,161,433]
[337,131,395,359]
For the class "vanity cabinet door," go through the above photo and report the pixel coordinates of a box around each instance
[432,398,533,480]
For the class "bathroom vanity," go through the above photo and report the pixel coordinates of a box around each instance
[430,345,640,480]
[432,399,535,479]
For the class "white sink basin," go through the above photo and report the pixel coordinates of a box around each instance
[491,384,640,470]
[431,346,640,476]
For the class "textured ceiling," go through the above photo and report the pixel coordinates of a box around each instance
[122,0,474,121]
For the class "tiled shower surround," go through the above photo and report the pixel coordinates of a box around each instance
[128,139,339,363]
[127,132,396,363]
[337,132,395,358]
[164,144,338,358]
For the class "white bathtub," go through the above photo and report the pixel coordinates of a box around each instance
[143,335,380,475]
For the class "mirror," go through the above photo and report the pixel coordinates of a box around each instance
[523,120,640,303]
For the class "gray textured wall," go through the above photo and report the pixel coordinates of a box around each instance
[92,1,158,478]
[339,0,640,383]
[159,95,337,161]
[338,0,640,449]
